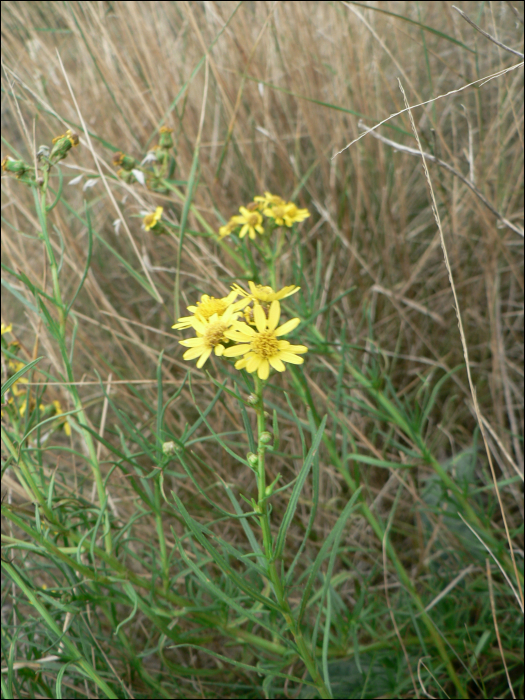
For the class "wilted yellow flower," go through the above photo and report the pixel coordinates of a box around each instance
[113,151,136,171]
[179,306,240,368]
[50,129,79,162]
[1,157,31,178]
[143,206,163,231]
[254,192,285,208]
[263,202,310,227]
[224,301,308,380]
[173,291,250,330]
[231,207,264,240]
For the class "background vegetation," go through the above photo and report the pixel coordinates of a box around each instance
[1,1,523,698]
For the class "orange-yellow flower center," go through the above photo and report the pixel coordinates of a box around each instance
[196,298,228,319]
[252,331,280,358]
[204,322,229,347]
[246,213,259,226]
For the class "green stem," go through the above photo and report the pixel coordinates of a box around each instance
[253,377,331,700]
[154,478,169,592]
[36,173,113,555]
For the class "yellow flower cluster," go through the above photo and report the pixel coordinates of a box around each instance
[219,192,310,240]
[173,283,307,379]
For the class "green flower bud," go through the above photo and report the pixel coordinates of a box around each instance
[247,394,258,406]
[158,126,174,149]
[247,452,259,468]
[259,431,272,445]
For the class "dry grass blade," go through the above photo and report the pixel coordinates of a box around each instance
[452,5,524,58]
[398,76,524,612]
[359,121,524,237]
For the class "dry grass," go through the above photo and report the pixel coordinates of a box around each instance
[1,2,523,698]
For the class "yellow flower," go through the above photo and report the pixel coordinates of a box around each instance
[263,202,310,227]
[254,192,285,208]
[232,281,301,304]
[173,291,249,330]
[231,207,264,239]
[179,306,240,368]
[143,206,163,231]
[224,301,308,380]
[52,400,72,436]
[1,323,13,335]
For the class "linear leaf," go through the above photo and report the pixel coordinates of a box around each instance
[298,488,362,623]
[273,415,327,561]
[172,492,282,614]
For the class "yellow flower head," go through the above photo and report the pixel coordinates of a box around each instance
[172,291,250,330]
[218,218,238,239]
[224,301,308,380]
[254,192,285,208]
[231,207,264,240]
[263,202,310,227]
[1,323,13,335]
[252,281,299,303]
[179,306,240,368]
[143,206,163,231]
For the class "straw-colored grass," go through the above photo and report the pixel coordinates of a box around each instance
[1,2,523,698]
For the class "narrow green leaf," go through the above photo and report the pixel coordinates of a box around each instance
[172,492,282,614]
[1,357,44,401]
[298,488,362,624]
[169,644,317,685]
[273,415,327,561]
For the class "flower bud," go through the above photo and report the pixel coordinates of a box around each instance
[162,440,177,455]
[158,126,174,149]
[259,431,272,445]
[247,452,259,468]
[247,394,258,406]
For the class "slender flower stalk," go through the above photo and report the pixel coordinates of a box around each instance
[252,377,331,700]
